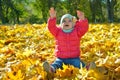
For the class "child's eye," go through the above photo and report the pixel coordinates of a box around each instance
[69,20,72,22]
[63,20,66,23]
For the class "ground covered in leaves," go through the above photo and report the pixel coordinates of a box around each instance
[0,23,120,80]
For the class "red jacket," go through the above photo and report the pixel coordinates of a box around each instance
[48,18,88,58]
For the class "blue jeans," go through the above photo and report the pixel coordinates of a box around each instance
[51,57,85,71]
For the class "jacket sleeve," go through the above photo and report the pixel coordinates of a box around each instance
[75,19,89,37]
[47,18,59,37]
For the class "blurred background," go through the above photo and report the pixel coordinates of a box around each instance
[0,0,120,24]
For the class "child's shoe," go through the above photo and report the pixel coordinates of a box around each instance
[89,62,96,69]
[86,62,108,75]
[86,62,96,70]
[43,61,51,73]
[43,61,55,79]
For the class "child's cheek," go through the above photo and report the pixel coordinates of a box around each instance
[61,24,64,29]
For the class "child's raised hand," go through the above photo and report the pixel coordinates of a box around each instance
[76,10,85,20]
[49,7,56,18]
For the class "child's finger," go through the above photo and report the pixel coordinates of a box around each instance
[49,7,55,13]
[50,7,54,11]
[77,10,84,16]
[76,10,85,20]
[49,7,56,18]
[77,10,81,15]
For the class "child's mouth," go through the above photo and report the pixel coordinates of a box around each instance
[65,25,69,27]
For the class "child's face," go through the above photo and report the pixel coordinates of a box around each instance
[61,18,73,30]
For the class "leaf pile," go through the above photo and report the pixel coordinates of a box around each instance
[0,23,120,80]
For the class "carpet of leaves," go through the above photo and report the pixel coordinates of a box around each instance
[0,23,120,80]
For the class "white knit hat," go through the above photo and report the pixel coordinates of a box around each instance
[60,14,73,25]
